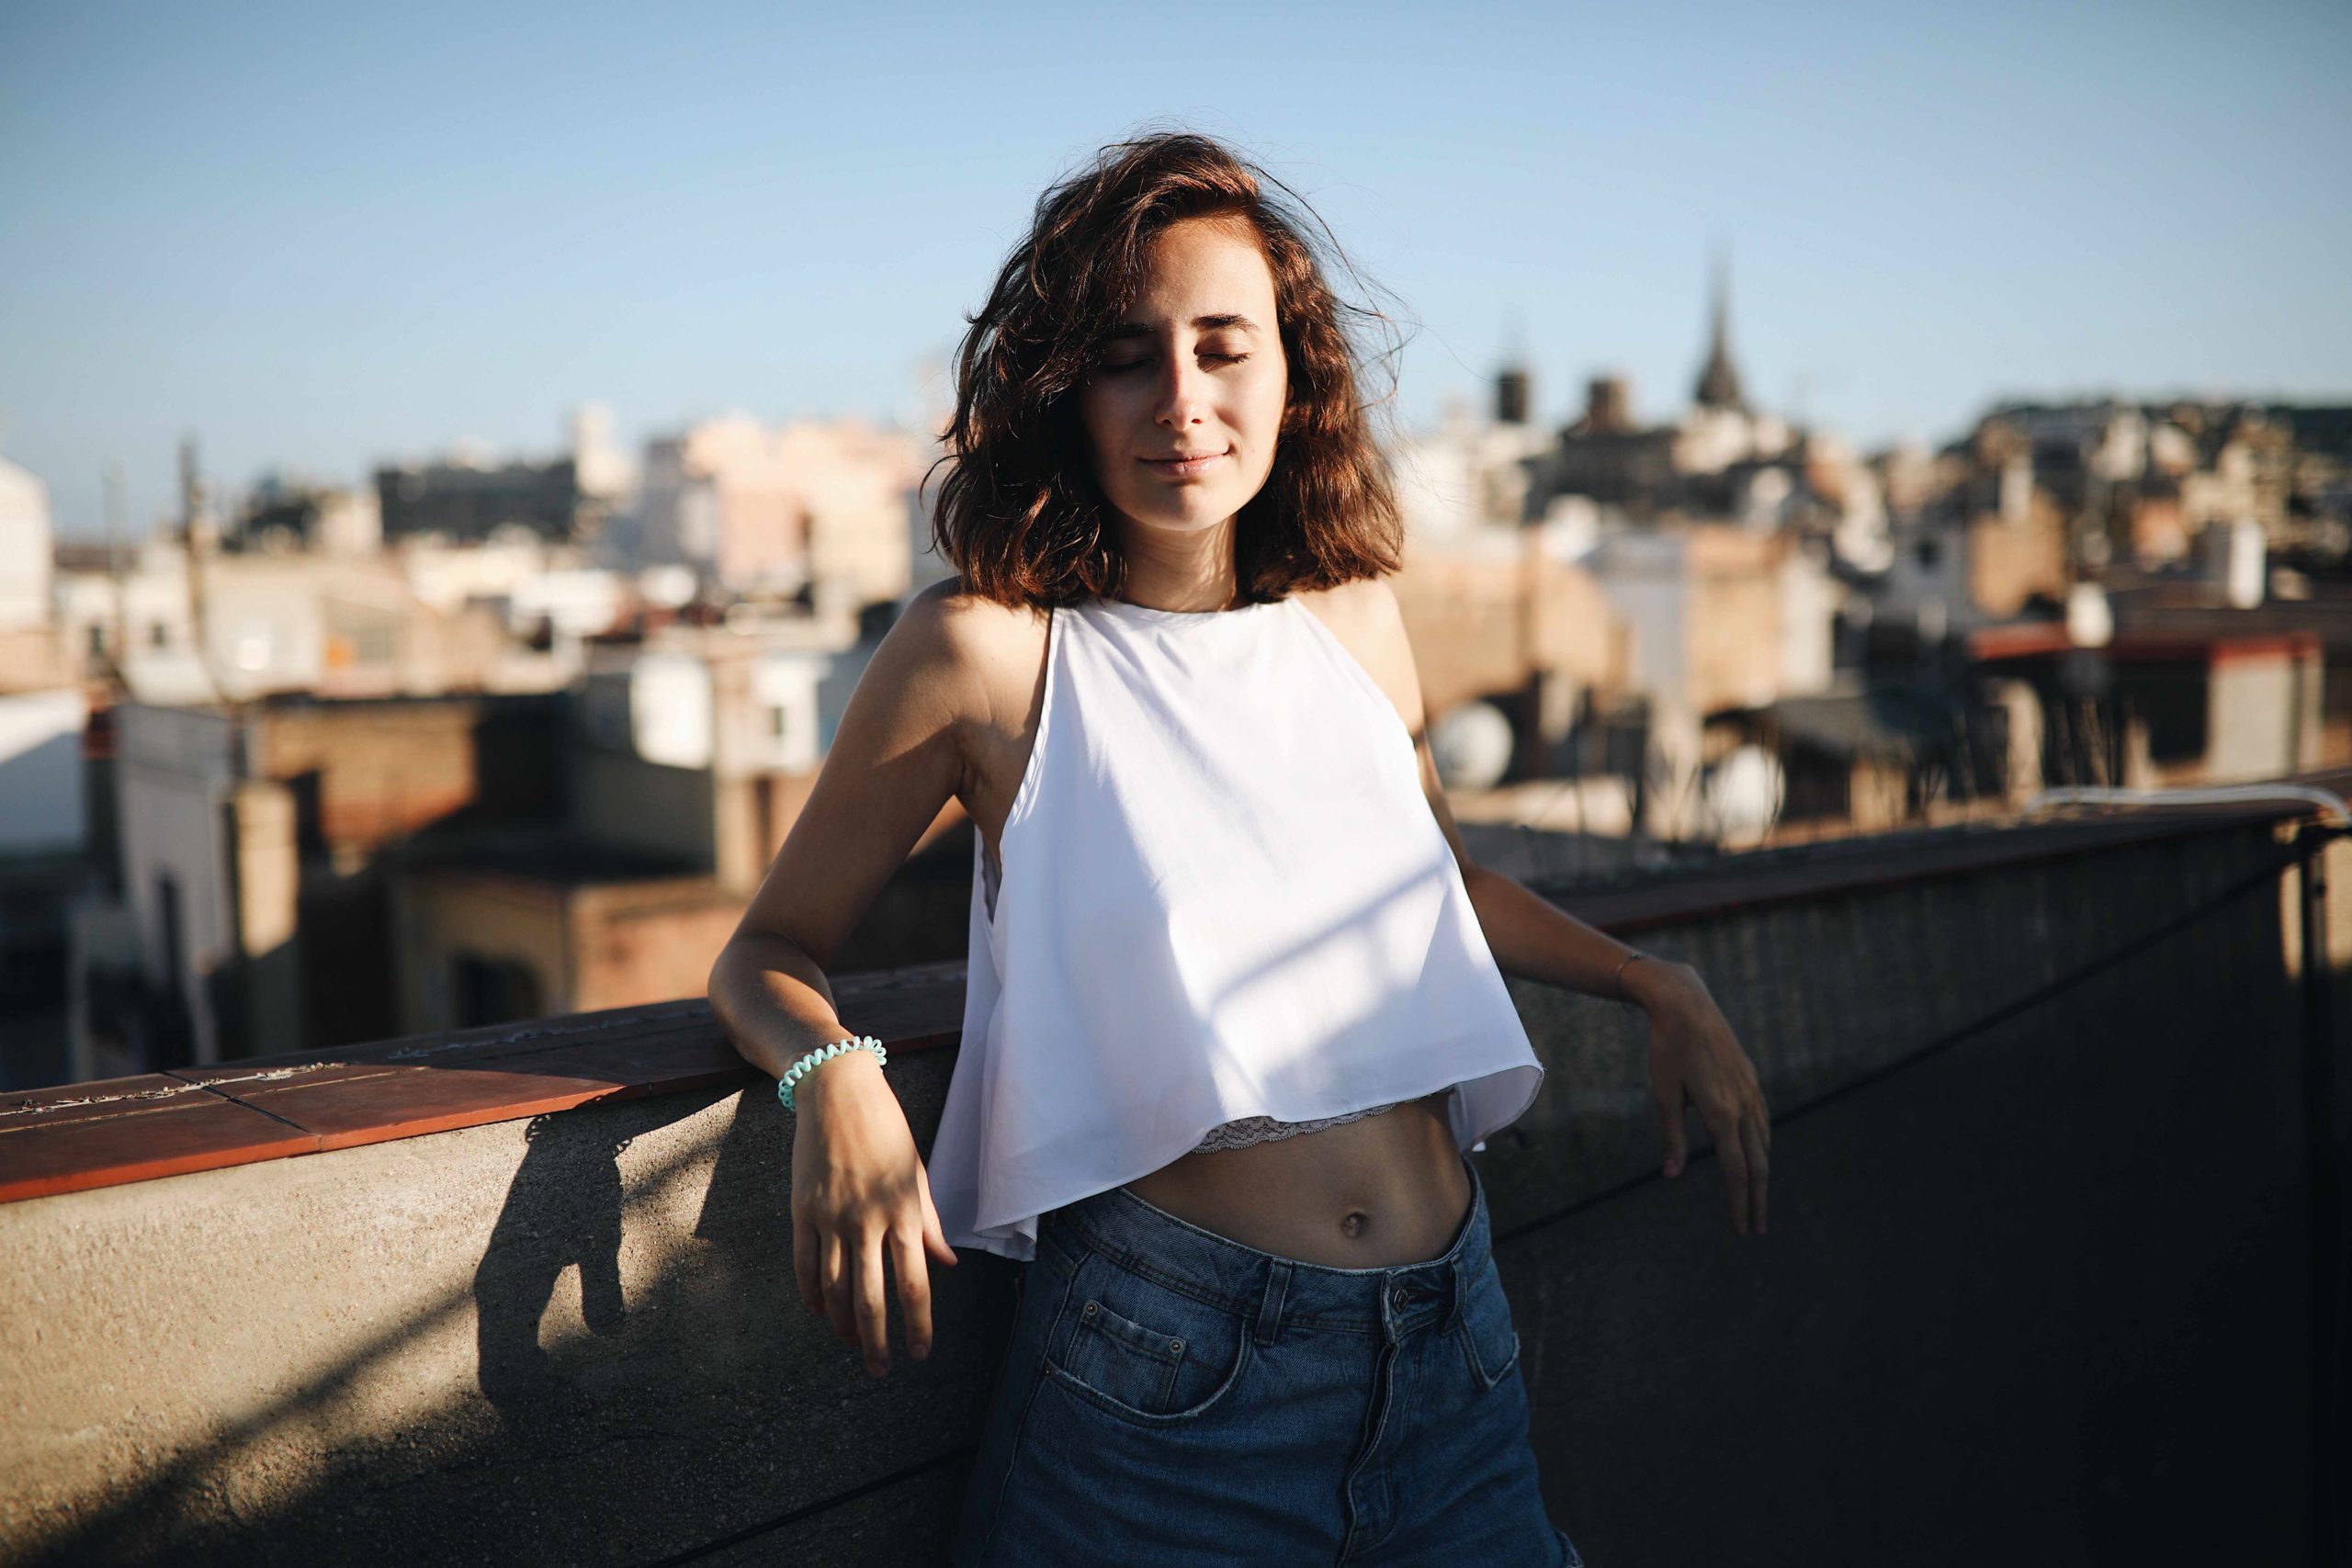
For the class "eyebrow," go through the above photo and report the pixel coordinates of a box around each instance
[1104,313,1263,341]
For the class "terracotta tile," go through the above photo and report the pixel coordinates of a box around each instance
[2,980,972,1201]
[164,1059,395,1098]
[232,1061,652,1151]
[0,1073,204,1129]
[0,1085,317,1202]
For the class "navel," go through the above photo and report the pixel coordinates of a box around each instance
[1339,1209,1370,1239]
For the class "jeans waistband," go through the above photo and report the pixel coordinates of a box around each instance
[1042,1151,1491,1338]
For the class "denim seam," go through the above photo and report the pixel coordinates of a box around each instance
[1072,1232,1467,1344]
[976,1257,1083,1567]
[1069,1299,1184,1407]
[1038,1328,1257,1428]
[1103,1240,1250,1315]
[1255,1258,1291,1347]
[1339,1341,1403,1562]
[1463,1311,1522,1392]
[1063,1213,1457,1336]
[1035,1219,1087,1278]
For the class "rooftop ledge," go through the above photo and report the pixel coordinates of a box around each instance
[0,788,2333,1206]
[5,783,2344,1564]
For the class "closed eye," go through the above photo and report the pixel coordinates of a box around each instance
[1099,353,1251,374]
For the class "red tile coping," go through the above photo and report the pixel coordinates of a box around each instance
[0,799,2327,1206]
[1966,622,2322,664]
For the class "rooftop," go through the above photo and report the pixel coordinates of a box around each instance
[1,780,2344,1564]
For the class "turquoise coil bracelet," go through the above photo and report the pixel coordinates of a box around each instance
[778,1034,886,1113]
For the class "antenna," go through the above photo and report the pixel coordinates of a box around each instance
[103,460,128,684]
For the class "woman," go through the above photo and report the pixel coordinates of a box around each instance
[707,130,1771,1565]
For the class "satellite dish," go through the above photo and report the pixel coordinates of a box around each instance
[1430,701,1515,790]
[1704,743,1784,838]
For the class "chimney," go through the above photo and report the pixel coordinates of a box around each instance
[1585,376,1633,434]
[1495,366,1531,426]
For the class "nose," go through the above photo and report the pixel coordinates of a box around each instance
[1151,352,1210,431]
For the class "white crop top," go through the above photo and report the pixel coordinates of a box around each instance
[925,591,1546,1261]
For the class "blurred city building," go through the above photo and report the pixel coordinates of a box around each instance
[634,415,925,605]
[374,405,633,551]
[2,337,2348,1087]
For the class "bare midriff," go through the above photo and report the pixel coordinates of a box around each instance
[1118,1088,1471,1268]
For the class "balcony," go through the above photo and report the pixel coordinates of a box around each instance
[2,790,2346,1566]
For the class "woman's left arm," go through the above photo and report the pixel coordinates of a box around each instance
[1453,859,1770,1236]
[1338,576,1771,1236]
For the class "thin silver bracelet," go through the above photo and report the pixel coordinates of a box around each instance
[1611,950,1655,1002]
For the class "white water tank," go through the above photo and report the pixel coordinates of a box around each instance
[2065,581,2113,649]
[1430,700,1515,790]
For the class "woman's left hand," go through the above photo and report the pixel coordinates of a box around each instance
[1629,958,1771,1235]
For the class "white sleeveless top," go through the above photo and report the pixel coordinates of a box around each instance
[925,591,1546,1261]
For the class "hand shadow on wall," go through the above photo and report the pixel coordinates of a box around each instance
[469,1089,793,1435]
[472,1110,633,1420]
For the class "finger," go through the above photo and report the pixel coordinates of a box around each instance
[793,1205,821,1317]
[893,1222,935,1361]
[919,1163,959,1268]
[1650,1074,1689,1179]
[1740,1114,1770,1235]
[821,1227,857,1348]
[1709,1111,1750,1235]
[856,1225,892,1376]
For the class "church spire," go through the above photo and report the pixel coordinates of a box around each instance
[1692,241,1747,412]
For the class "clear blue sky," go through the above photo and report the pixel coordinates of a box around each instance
[3,0,2345,539]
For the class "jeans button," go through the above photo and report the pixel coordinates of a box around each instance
[1391,1285,1408,1310]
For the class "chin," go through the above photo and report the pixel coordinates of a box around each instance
[1119,491,1251,533]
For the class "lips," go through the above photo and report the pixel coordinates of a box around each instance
[1142,448,1230,478]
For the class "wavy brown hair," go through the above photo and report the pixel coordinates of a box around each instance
[930,130,1409,607]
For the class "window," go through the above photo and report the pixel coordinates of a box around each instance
[449,953,544,1029]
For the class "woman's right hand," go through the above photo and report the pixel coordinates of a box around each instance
[788,1049,960,1377]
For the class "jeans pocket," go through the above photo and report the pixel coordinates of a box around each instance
[1456,1252,1522,1393]
[1041,1248,1254,1427]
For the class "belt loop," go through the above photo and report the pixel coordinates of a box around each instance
[1255,1258,1292,1347]
[1447,1255,1468,1337]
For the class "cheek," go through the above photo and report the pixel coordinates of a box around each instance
[1076,390,1124,473]
[1241,373,1289,444]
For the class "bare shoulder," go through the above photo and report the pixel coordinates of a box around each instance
[901,573,1042,648]
[893,576,1049,725]
[1292,575,1423,731]
[894,577,1054,827]
[1294,574,1401,634]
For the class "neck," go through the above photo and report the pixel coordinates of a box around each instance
[1113,515,1243,612]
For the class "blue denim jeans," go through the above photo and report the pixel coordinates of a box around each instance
[949,1152,1586,1565]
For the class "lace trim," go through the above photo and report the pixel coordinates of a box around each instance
[1189,1100,1403,1153]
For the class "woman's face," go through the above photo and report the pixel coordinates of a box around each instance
[1077,215,1289,546]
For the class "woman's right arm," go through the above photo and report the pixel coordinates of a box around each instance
[707,578,985,1379]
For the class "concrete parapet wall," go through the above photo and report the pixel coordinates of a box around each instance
[1,815,2342,1565]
